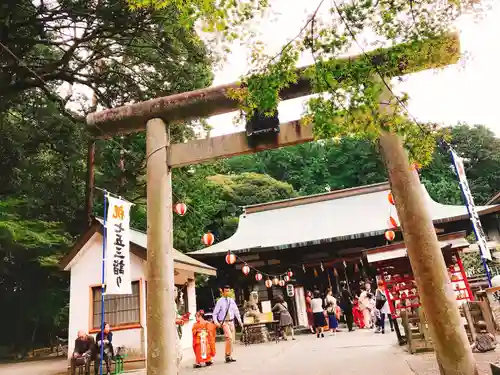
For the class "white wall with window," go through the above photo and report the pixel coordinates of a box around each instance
[61,219,216,362]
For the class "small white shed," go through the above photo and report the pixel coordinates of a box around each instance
[60,217,216,360]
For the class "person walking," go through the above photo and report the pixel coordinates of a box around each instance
[305,290,315,334]
[192,310,216,368]
[311,290,326,338]
[212,285,243,363]
[324,288,338,335]
[340,282,354,332]
[375,280,390,334]
[272,295,295,340]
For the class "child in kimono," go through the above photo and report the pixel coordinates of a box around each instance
[192,310,216,368]
[352,297,364,329]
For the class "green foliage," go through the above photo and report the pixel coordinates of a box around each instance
[449,124,500,204]
[220,138,387,194]
[0,198,70,355]
[128,0,270,39]
[0,0,214,357]
[209,172,298,207]
[1,0,214,112]
[218,124,498,208]
[126,0,472,165]
[171,170,298,251]
[227,46,300,117]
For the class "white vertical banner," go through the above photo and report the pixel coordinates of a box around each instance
[105,196,133,295]
[450,149,491,260]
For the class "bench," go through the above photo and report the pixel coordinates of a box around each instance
[90,354,127,375]
[75,347,127,375]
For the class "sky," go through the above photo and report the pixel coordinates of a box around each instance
[204,0,500,137]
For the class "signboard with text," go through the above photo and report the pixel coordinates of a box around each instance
[105,196,133,295]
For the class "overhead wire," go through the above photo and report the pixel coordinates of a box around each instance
[329,0,454,152]
[3,2,461,278]
[169,175,291,279]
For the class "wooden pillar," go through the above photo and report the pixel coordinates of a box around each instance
[84,139,96,227]
[378,130,478,375]
[146,118,177,375]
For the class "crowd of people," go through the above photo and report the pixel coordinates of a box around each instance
[71,281,497,374]
[305,280,395,337]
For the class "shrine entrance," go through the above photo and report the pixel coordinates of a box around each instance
[85,32,477,375]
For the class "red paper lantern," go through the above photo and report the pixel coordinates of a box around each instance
[255,273,263,281]
[387,216,398,229]
[272,277,279,285]
[384,230,396,241]
[225,252,236,265]
[388,192,395,205]
[279,279,285,287]
[284,275,290,282]
[287,270,293,278]
[202,232,214,246]
[265,279,273,288]
[174,202,187,216]
[242,265,250,276]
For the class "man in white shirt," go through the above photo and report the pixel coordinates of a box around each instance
[212,285,243,363]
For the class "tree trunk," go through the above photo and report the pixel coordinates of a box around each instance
[146,118,177,375]
[84,140,96,227]
[30,317,39,357]
[378,130,478,375]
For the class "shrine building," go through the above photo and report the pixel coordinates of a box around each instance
[60,217,216,363]
[189,181,500,327]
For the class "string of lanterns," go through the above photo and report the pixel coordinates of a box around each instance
[384,191,396,242]
[175,168,424,286]
[224,249,295,288]
[175,202,293,288]
[384,163,420,243]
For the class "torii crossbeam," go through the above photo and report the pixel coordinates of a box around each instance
[86,32,478,375]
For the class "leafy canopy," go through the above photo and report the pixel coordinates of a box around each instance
[128,0,475,165]
[0,0,215,355]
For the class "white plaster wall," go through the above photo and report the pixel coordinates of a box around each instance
[178,278,196,350]
[68,232,147,359]
[67,233,199,358]
[294,286,307,327]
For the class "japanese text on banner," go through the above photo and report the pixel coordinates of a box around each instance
[105,196,133,295]
[451,150,491,261]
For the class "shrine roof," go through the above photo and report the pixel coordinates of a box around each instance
[188,182,500,257]
[61,217,216,275]
[487,191,500,205]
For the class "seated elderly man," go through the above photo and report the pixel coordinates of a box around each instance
[71,330,94,375]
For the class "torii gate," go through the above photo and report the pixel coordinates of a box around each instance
[86,33,477,375]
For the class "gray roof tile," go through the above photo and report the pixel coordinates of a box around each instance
[188,183,499,256]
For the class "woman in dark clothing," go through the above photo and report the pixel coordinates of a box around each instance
[340,282,354,332]
[272,295,295,340]
[95,323,114,375]
[311,290,326,338]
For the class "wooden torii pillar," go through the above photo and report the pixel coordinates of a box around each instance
[86,33,477,375]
